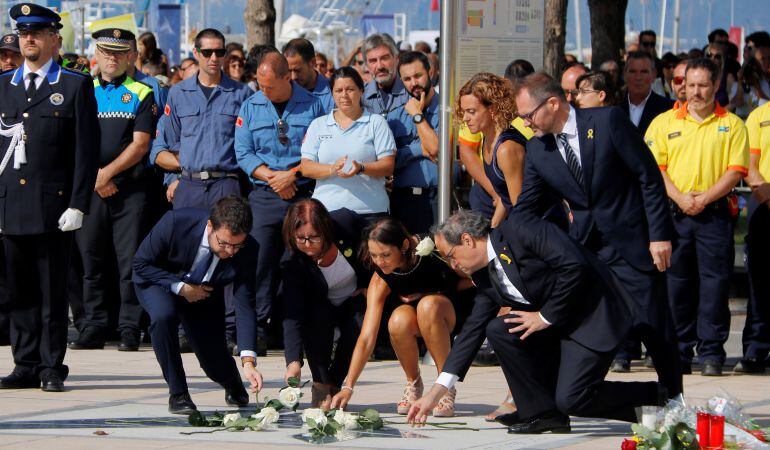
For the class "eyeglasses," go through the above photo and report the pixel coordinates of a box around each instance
[640,41,656,48]
[673,76,685,85]
[707,53,723,61]
[295,235,323,245]
[519,98,549,123]
[276,119,289,145]
[563,89,579,98]
[197,48,226,58]
[354,59,365,66]
[215,233,247,251]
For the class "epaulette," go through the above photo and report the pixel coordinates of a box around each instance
[0,68,14,77]
[61,67,91,77]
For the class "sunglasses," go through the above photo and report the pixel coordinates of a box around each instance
[197,48,226,58]
[640,41,656,48]
[673,76,685,85]
[276,119,289,145]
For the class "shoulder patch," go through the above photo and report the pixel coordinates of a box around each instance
[718,126,730,133]
[164,104,171,116]
[760,120,770,128]
[667,131,682,139]
[236,116,243,128]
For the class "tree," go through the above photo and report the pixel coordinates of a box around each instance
[245,0,276,48]
[544,0,568,77]
[587,0,628,67]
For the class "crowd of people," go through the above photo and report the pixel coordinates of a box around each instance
[1,1,770,436]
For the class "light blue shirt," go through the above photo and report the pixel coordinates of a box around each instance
[301,111,396,214]
[311,74,335,114]
[390,91,440,188]
[234,81,324,186]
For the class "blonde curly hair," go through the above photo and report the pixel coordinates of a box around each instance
[455,72,516,130]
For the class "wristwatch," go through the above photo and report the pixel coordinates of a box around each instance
[412,113,424,124]
[290,166,303,178]
[241,356,256,367]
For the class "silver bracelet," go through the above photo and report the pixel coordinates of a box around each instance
[341,385,354,393]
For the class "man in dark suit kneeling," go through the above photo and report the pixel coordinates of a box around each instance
[133,196,263,414]
[407,210,666,433]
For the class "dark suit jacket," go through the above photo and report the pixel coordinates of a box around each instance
[514,106,673,271]
[132,208,258,353]
[443,211,633,380]
[619,91,675,136]
[280,208,370,365]
[0,61,99,235]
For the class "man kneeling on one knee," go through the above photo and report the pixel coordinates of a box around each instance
[133,196,263,414]
[407,210,668,434]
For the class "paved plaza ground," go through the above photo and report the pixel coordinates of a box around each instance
[0,301,768,449]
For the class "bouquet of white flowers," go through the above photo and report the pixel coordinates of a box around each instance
[301,408,383,441]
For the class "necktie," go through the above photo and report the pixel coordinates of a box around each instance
[26,73,38,100]
[557,133,584,187]
[185,247,214,285]
[487,260,519,303]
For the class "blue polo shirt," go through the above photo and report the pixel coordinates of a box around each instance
[301,111,396,214]
[234,81,324,186]
[362,77,409,118]
[311,74,335,114]
[389,92,440,188]
[150,73,252,172]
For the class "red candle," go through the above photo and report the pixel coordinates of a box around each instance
[696,411,711,448]
[710,414,725,448]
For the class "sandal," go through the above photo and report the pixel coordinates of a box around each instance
[396,376,424,415]
[432,387,457,417]
[311,382,332,410]
[484,391,516,422]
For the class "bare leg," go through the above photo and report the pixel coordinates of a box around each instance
[388,304,421,381]
[415,295,456,374]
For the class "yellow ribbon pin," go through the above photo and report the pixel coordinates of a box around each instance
[343,248,353,258]
[500,254,512,264]
[587,129,594,139]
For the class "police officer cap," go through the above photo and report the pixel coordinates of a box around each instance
[10,3,63,31]
[0,34,20,53]
[92,28,135,52]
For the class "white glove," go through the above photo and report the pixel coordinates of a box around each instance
[58,208,84,232]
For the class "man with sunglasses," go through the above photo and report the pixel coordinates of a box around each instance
[67,29,155,353]
[0,3,98,392]
[133,196,261,414]
[234,52,324,354]
[513,72,683,399]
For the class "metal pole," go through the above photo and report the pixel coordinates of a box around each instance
[573,0,583,62]
[658,0,667,56]
[437,0,455,223]
[672,0,680,54]
[730,0,734,27]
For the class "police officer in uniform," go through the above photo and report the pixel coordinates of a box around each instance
[0,3,98,392]
[68,29,155,352]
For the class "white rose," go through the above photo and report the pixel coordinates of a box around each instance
[279,387,302,408]
[415,237,435,257]
[301,408,327,428]
[333,410,359,430]
[335,428,357,441]
[222,413,241,427]
[252,406,280,425]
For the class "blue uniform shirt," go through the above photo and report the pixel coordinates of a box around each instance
[151,73,252,172]
[311,74,335,114]
[234,81,324,186]
[362,77,409,118]
[389,92,439,188]
[133,70,168,121]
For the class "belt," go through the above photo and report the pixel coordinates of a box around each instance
[181,170,240,180]
[392,186,437,196]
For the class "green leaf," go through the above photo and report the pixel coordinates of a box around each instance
[307,418,317,429]
[361,408,380,422]
[188,411,207,427]
[265,399,284,411]
[287,376,300,388]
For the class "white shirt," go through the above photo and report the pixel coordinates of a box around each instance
[22,59,53,91]
[318,249,357,306]
[627,90,652,127]
[553,106,582,166]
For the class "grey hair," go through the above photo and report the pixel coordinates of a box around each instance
[361,33,398,60]
[432,210,490,245]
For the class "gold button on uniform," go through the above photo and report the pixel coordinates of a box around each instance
[22,112,28,118]
[19,179,26,185]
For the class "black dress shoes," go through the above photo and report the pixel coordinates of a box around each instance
[0,370,40,389]
[68,327,106,350]
[169,392,197,415]
[40,372,64,392]
[610,359,631,373]
[701,360,723,377]
[495,411,524,427]
[178,335,193,353]
[256,338,267,357]
[118,330,140,352]
[507,412,571,434]
[225,381,249,407]
[734,358,765,374]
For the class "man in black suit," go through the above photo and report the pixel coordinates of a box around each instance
[407,210,665,433]
[613,50,675,372]
[132,196,262,414]
[0,4,98,392]
[512,72,682,397]
[619,51,675,137]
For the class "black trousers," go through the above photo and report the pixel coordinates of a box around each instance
[75,184,148,333]
[0,239,8,345]
[136,284,240,395]
[390,187,438,235]
[593,240,683,397]
[485,316,659,422]
[4,232,72,377]
[744,199,770,361]
[302,295,364,387]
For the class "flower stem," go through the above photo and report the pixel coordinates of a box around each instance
[180,427,229,435]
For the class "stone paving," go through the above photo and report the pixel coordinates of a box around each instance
[0,305,768,449]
